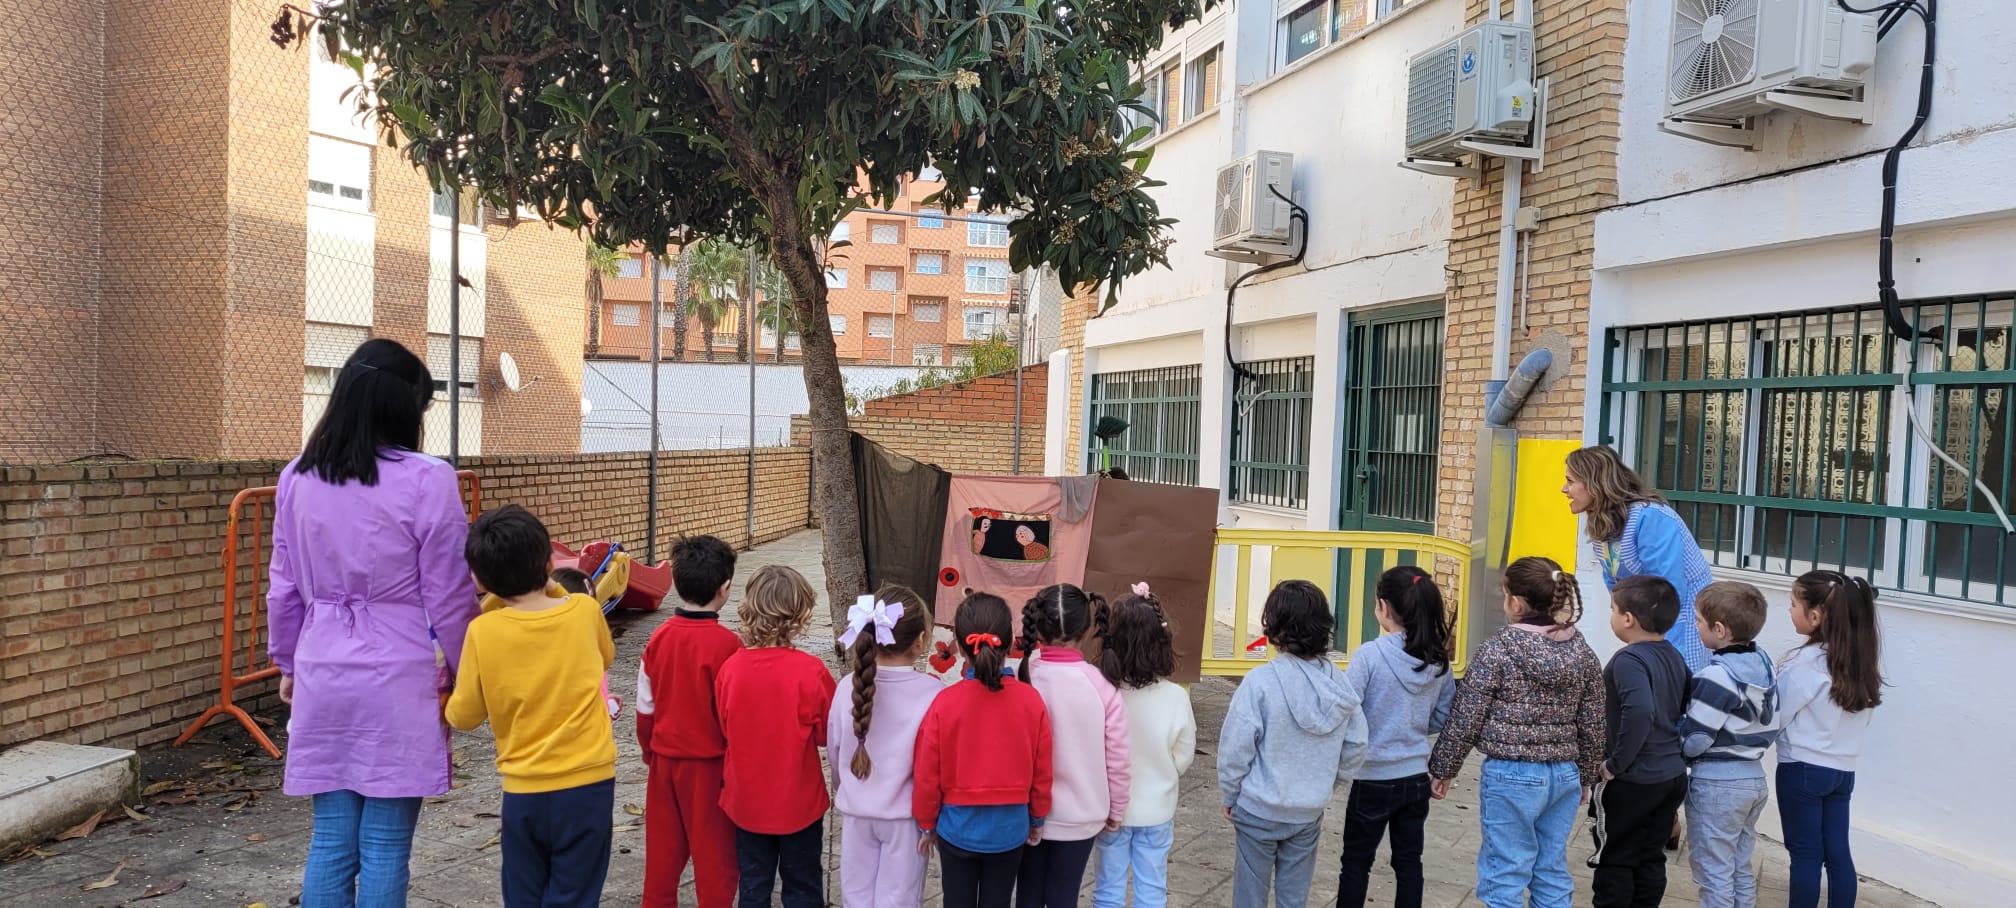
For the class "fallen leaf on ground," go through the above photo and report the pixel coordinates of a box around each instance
[122,805,149,823]
[474,812,500,819]
[81,860,125,891]
[138,880,187,899]
[141,781,183,797]
[481,834,501,849]
[611,823,640,833]
[223,798,250,812]
[622,804,644,816]
[247,903,268,908]
[56,811,105,841]
[4,846,56,864]
[245,833,266,842]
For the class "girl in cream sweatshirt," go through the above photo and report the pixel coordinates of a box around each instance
[1016,584,1131,908]
[1090,586,1196,908]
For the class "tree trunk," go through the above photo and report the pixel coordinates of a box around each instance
[703,327,716,362]
[672,251,691,363]
[584,269,604,358]
[736,303,751,363]
[769,226,867,636]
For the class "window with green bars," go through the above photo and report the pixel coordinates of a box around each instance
[1087,365,1203,485]
[1599,294,2016,607]
[1230,357,1315,509]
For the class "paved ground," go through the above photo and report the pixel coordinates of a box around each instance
[2,530,1941,907]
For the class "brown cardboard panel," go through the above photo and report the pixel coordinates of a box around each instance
[1082,479,1220,684]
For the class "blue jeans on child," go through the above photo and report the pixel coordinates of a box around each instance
[1686,775,1769,908]
[1230,805,1323,908]
[1091,821,1175,908]
[1474,759,1582,908]
[1777,761,1857,908]
[302,791,423,908]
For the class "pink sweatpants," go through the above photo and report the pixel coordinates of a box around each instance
[839,814,929,908]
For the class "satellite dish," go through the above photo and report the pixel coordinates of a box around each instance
[581,397,594,418]
[498,352,522,392]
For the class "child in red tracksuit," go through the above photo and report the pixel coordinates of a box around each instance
[914,593,1055,908]
[636,536,742,908]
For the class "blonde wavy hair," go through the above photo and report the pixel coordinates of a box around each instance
[1566,445,1666,543]
[738,565,817,648]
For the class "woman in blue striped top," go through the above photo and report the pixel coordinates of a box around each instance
[1563,446,1711,671]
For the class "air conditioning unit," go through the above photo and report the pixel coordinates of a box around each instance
[1404,21,1536,162]
[1208,151,1296,263]
[1665,0,1879,131]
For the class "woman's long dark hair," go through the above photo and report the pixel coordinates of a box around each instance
[297,339,433,486]
[1566,445,1667,543]
[1376,566,1453,676]
[1791,571,1884,712]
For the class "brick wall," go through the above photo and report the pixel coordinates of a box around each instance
[0,450,810,750]
[791,364,1048,474]
[1434,0,1619,543]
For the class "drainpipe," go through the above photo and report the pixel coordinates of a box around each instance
[1487,0,1534,402]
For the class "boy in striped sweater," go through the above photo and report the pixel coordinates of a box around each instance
[1677,581,1784,908]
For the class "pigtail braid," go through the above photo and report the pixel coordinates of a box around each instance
[849,637,878,779]
[1553,569,1583,627]
[1018,599,1042,681]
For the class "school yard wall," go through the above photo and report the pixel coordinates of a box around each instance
[0,449,811,751]
[792,364,1048,475]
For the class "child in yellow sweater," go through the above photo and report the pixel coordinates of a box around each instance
[448,505,617,908]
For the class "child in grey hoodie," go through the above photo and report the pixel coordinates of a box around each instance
[1336,567,1457,908]
[1678,581,1782,908]
[1218,580,1370,908]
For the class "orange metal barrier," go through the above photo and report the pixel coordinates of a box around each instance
[175,470,481,757]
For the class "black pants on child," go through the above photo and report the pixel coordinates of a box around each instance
[500,778,614,908]
[1337,773,1433,908]
[1589,776,1689,908]
[940,839,1024,908]
[734,818,823,908]
[1014,836,1097,908]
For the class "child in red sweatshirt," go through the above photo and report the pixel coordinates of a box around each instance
[715,565,838,908]
[914,593,1054,908]
[636,536,742,908]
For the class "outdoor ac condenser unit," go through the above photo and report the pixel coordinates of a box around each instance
[1665,0,1879,127]
[1404,21,1536,162]
[1208,151,1296,263]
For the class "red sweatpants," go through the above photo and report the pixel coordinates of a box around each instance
[643,754,739,908]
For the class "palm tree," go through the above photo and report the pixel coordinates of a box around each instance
[670,247,692,362]
[686,239,747,364]
[754,257,800,362]
[583,242,623,358]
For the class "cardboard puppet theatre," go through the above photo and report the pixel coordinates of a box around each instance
[848,433,1218,683]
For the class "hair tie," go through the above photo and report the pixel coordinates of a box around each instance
[1131,581,1152,598]
[965,632,1002,649]
[1551,569,1563,582]
[1411,575,1422,584]
[839,595,902,648]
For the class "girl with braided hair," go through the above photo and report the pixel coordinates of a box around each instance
[1015,584,1131,907]
[827,586,938,908]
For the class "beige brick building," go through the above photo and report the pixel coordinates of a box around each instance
[0,2,586,464]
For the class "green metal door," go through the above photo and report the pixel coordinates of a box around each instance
[1335,304,1446,648]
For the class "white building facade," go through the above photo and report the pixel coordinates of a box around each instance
[1054,0,2013,901]
[1586,2,2016,903]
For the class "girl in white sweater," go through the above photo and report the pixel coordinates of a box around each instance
[1090,585,1197,908]
[1775,570,1883,908]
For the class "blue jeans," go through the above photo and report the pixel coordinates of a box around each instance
[1475,760,1581,908]
[501,779,615,908]
[1686,775,1769,908]
[1777,761,1857,908]
[1230,805,1323,908]
[1091,821,1174,908]
[302,791,424,908]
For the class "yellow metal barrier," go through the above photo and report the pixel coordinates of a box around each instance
[1199,529,1474,678]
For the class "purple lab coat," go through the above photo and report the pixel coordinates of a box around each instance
[267,451,479,798]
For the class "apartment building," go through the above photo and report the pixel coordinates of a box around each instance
[590,175,1021,366]
[0,2,586,463]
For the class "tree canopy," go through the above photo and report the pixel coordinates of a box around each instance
[309,0,1207,305]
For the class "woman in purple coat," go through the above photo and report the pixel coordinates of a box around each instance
[268,339,480,907]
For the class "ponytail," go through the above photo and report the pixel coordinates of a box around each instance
[845,585,932,779]
[1792,570,1884,712]
[1020,584,1099,680]
[1375,566,1453,676]
[955,593,1014,692]
[1017,598,1042,682]
[1504,556,1581,628]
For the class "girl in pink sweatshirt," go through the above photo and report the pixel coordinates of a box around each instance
[1015,584,1130,908]
[828,587,941,908]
